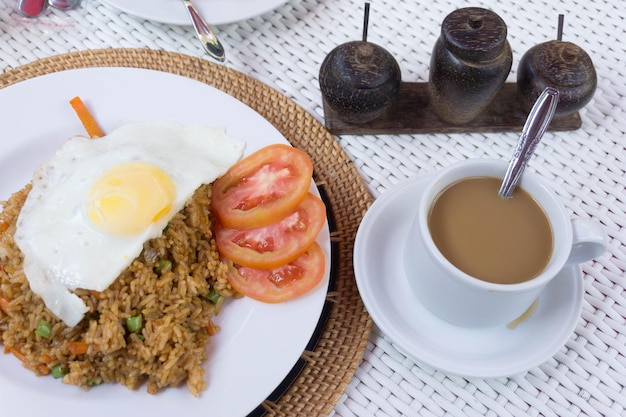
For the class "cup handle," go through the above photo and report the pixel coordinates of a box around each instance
[565,218,609,266]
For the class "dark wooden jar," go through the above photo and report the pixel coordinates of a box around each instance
[517,40,597,118]
[319,40,401,124]
[429,7,512,125]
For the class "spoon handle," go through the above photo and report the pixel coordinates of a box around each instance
[183,0,226,62]
[498,87,559,198]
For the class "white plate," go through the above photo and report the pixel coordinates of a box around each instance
[100,0,290,26]
[0,67,330,417]
[354,175,583,379]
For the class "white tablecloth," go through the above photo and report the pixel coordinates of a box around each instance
[1,0,625,415]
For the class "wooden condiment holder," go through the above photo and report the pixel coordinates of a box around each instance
[321,11,588,135]
[323,82,581,135]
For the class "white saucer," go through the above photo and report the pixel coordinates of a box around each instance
[354,175,584,379]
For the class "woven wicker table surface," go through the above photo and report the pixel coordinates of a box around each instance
[1,0,625,416]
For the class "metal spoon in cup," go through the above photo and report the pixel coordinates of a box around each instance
[182,0,226,62]
[498,87,560,198]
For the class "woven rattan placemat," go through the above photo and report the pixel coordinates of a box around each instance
[0,48,373,416]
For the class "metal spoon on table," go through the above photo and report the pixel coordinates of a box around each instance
[182,0,226,62]
[498,87,560,198]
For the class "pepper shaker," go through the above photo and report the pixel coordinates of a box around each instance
[517,15,596,119]
[319,3,401,124]
[429,7,512,125]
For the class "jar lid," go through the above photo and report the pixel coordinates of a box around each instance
[532,40,596,87]
[441,7,508,61]
[325,41,397,89]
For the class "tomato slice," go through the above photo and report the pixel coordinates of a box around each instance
[215,193,326,269]
[212,144,314,230]
[225,242,326,303]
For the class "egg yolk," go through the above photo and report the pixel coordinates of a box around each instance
[87,162,176,236]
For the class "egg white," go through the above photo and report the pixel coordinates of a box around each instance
[14,121,245,327]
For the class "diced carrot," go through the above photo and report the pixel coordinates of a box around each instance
[67,341,89,355]
[0,221,8,232]
[0,295,10,315]
[69,96,104,138]
[206,321,219,336]
[41,353,53,364]
[36,364,50,375]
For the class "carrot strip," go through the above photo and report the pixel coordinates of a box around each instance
[69,96,104,138]
[4,346,51,374]
[0,295,10,315]
[67,341,89,355]
[88,289,101,299]
[7,346,26,362]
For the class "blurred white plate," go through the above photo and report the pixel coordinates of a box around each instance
[101,0,290,25]
[0,67,330,417]
[354,175,583,378]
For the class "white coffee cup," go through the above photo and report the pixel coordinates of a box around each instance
[403,159,608,328]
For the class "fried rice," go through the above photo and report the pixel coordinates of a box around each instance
[0,182,238,396]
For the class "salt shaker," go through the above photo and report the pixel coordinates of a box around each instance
[429,7,512,125]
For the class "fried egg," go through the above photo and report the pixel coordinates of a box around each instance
[14,121,245,327]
